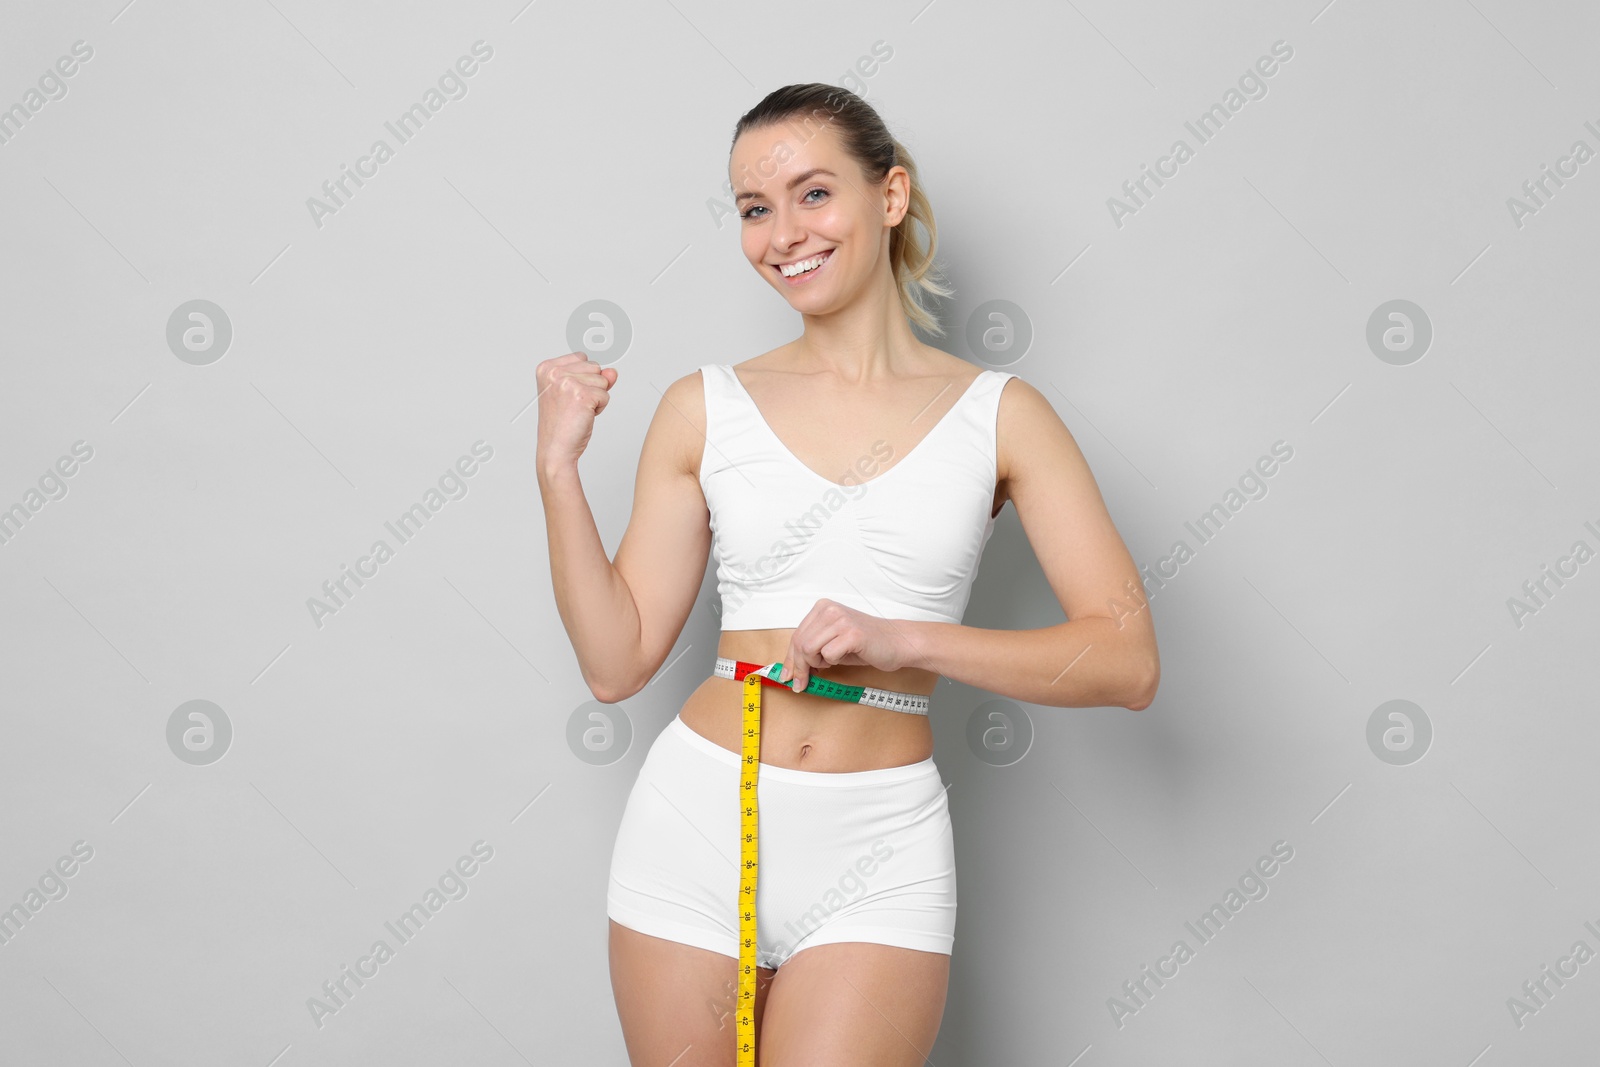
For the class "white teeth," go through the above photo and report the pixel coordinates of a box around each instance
[780,251,830,277]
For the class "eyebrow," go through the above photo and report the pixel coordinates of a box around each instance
[734,168,836,204]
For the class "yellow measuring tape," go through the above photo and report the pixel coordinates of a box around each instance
[736,666,764,1065]
[724,655,930,1061]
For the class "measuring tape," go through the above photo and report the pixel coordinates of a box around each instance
[717,656,931,1064]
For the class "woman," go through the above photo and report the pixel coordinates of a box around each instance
[538,83,1159,1066]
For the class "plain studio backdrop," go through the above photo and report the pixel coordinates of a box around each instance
[1,0,1597,1064]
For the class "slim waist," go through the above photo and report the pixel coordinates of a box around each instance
[665,714,938,787]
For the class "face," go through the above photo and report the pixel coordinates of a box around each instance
[730,115,908,315]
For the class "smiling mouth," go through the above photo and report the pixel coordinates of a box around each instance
[775,249,833,282]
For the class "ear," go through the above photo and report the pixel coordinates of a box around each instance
[882,165,911,226]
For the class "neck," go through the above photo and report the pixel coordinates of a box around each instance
[792,265,924,382]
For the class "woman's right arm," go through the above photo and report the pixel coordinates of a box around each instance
[536,355,711,703]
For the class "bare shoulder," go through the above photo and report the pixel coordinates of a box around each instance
[994,371,1081,489]
[648,367,710,479]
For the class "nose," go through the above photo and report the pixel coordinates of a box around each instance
[771,208,806,255]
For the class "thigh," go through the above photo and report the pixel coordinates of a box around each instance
[757,941,950,1067]
[609,920,778,1067]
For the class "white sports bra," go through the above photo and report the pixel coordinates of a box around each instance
[698,362,1018,631]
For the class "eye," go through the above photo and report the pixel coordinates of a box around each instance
[740,187,829,221]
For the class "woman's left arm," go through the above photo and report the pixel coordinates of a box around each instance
[901,615,1154,710]
[896,376,1159,711]
[779,377,1160,709]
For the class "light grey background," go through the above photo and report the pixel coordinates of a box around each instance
[2,0,1597,1064]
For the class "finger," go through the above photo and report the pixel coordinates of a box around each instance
[781,642,807,693]
[563,366,613,389]
[543,352,598,381]
[777,628,800,683]
[817,632,860,670]
[789,621,843,694]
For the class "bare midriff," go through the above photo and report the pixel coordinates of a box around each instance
[676,628,940,773]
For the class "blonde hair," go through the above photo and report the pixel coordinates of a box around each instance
[731,84,952,336]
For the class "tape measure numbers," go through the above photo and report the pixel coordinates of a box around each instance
[736,665,766,1066]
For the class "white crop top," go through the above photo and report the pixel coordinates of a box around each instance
[698,362,1017,631]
